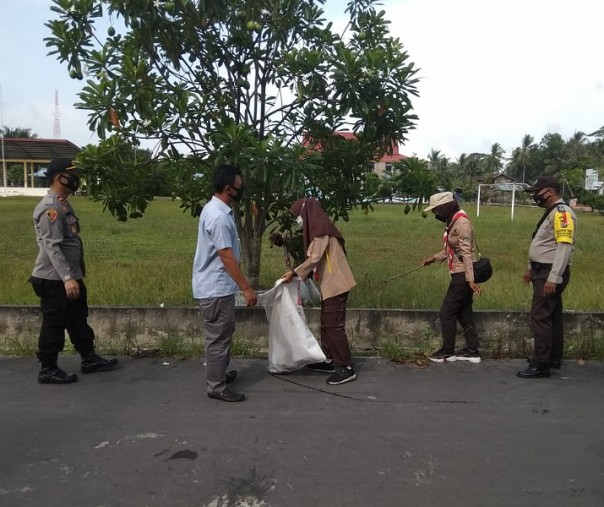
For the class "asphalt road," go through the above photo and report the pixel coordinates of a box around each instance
[1,356,603,507]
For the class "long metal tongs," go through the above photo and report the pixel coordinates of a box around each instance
[384,265,424,282]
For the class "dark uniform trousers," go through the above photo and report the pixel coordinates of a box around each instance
[320,292,352,366]
[30,278,96,367]
[440,273,479,351]
[530,265,570,367]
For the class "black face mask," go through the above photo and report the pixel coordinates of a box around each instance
[433,200,459,223]
[58,174,80,192]
[229,185,244,202]
[532,191,549,207]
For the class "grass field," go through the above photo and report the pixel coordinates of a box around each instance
[1,196,603,311]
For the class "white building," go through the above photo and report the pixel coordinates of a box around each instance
[585,168,603,192]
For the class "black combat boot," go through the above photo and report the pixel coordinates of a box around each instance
[81,354,119,374]
[38,365,78,384]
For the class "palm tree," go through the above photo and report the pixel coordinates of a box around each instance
[518,134,534,183]
[485,142,505,174]
[564,131,588,167]
[540,132,566,175]
[587,125,604,138]
[427,149,445,171]
[0,126,38,138]
[392,157,437,208]
[427,148,457,190]
[455,153,486,191]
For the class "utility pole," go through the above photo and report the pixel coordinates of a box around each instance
[1,83,7,197]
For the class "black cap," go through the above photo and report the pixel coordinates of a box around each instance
[525,175,561,193]
[45,158,81,179]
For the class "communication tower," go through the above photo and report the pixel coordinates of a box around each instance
[53,90,61,138]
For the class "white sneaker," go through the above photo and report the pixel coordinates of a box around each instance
[455,348,481,363]
[428,348,456,363]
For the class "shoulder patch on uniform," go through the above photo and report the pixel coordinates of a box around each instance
[553,209,574,244]
[46,209,58,222]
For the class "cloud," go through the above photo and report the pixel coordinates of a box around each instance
[2,0,604,159]
[381,0,604,158]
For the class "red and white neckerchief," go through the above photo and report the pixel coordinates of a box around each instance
[444,210,469,273]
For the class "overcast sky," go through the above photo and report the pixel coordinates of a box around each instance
[1,0,603,162]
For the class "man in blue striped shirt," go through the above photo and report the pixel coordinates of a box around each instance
[193,165,257,402]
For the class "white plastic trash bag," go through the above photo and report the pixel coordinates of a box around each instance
[258,279,326,373]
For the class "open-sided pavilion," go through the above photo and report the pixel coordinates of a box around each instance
[1,137,80,196]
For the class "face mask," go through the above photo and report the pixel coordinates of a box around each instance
[296,216,303,227]
[433,200,458,223]
[59,174,80,192]
[230,185,244,202]
[532,191,548,207]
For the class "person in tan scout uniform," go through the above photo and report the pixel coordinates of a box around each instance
[421,192,482,364]
[282,198,357,385]
[517,176,577,379]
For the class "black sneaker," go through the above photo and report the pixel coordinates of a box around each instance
[326,366,357,385]
[38,367,78,384]
[226,370,238,383]
[207,388,246,402]
[81,355,119,374]
[428,348,456,363]
[455,348,481,364]
[305,361,336,373]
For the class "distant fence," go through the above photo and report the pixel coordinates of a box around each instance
[1,187,47,197]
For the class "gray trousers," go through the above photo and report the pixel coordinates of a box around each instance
[198,295,235,394]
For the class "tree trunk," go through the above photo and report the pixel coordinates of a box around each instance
[239,228,263,289]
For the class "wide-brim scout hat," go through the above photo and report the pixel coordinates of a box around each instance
[45,158,81,178]
[525,175,561,192]
[424,191,455,212]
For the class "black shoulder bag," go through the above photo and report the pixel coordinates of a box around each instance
[450,220,493,283]
[470,241,493,283]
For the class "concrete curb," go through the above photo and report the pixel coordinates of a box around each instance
[1,305,603,358]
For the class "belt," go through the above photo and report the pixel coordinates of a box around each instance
[530,261,552,270]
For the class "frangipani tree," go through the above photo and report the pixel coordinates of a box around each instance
[45,0,420,285]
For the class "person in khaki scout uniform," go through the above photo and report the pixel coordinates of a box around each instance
[30,158,118,384]
[282,198,357,385]
[517,176,577,379]
[421,192,483,364]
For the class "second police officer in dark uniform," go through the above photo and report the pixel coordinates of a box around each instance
[517,176,577,379]
[30,158,119,384]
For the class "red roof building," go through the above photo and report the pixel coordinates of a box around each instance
[302,131,406,178]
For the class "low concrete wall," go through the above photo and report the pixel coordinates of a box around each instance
[1,305,603,358]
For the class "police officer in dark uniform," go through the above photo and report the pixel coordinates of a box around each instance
[30,158,118,384]
[517,176,577,379]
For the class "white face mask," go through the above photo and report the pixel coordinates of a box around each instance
[296,216,303,227]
